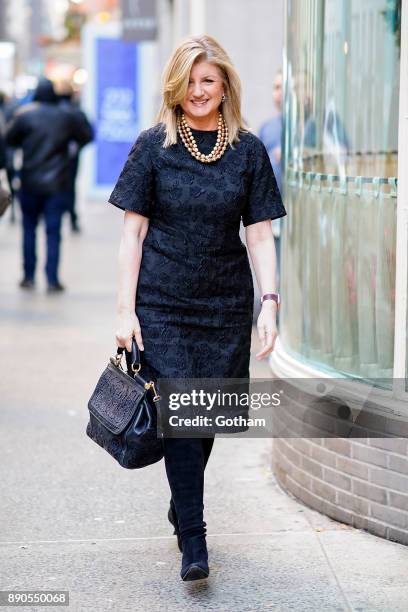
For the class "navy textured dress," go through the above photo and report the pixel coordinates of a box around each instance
[108,123,287,382]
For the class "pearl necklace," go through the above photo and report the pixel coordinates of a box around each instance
[177,112,229,163]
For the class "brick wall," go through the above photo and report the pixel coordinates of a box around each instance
[272,437,408,545]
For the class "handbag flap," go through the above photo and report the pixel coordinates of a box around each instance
[88,363,146,434]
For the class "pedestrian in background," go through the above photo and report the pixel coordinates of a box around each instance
[109,35,286,582]
[5,77,93,292]
[55,80,94,233]
[259,69,283,284]
[0,129,12,218]
[0,92,16,219]
[0,93,8,172]
[0,129,5,171]
[0,91,23,222]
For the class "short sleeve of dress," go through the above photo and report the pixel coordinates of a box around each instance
[242,136,287,227]
[108,129,154,218]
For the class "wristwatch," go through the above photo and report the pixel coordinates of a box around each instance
[260,293,280,309]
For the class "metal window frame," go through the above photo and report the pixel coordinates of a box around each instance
[393,0,408,400]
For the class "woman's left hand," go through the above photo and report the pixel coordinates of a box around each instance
[255,303,278,359]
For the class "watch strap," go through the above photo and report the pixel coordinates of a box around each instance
[261,293,280,308]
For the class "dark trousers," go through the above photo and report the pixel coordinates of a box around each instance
[163,437,215,540]
[20,190,68,285]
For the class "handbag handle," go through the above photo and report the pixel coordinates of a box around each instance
[116,337,141,374]
[111,338,161,402]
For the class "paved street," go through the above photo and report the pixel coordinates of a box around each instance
[1,199,408,612]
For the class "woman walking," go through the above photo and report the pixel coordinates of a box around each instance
[109,34,286,581]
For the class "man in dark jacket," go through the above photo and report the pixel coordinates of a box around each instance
[56,81,94,233]
[5,78,93,292]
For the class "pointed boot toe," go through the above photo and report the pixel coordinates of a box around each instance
[181,564,209,581]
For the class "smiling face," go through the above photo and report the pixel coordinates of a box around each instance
[180,60,225,129]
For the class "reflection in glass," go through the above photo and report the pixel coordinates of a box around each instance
[281,0,400,383]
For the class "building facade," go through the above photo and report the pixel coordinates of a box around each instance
[271,0,408,545]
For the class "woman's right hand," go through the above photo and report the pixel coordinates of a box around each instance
[116,311,144,352]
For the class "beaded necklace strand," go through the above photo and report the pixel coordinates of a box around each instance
[177,112,229,163]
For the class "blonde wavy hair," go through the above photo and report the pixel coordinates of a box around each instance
[156,34,249,147]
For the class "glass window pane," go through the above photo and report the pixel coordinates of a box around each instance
[281,0,400,383]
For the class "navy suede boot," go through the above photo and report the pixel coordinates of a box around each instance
[180,534,209,581]
[167,437,215,554]
[163,437,213,580]
[168,498,182,552]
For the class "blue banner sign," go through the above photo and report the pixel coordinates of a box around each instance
[95,37,139,187]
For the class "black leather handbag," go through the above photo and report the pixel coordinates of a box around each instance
[86,339,164,469]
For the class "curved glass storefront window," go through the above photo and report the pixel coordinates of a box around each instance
[281,0,401,382]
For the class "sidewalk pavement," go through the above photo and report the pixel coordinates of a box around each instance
[0,199,407,612]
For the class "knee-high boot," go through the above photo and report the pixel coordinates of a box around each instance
[163,436,211,580]
[163,437,207,540]
[167,436,215,549]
